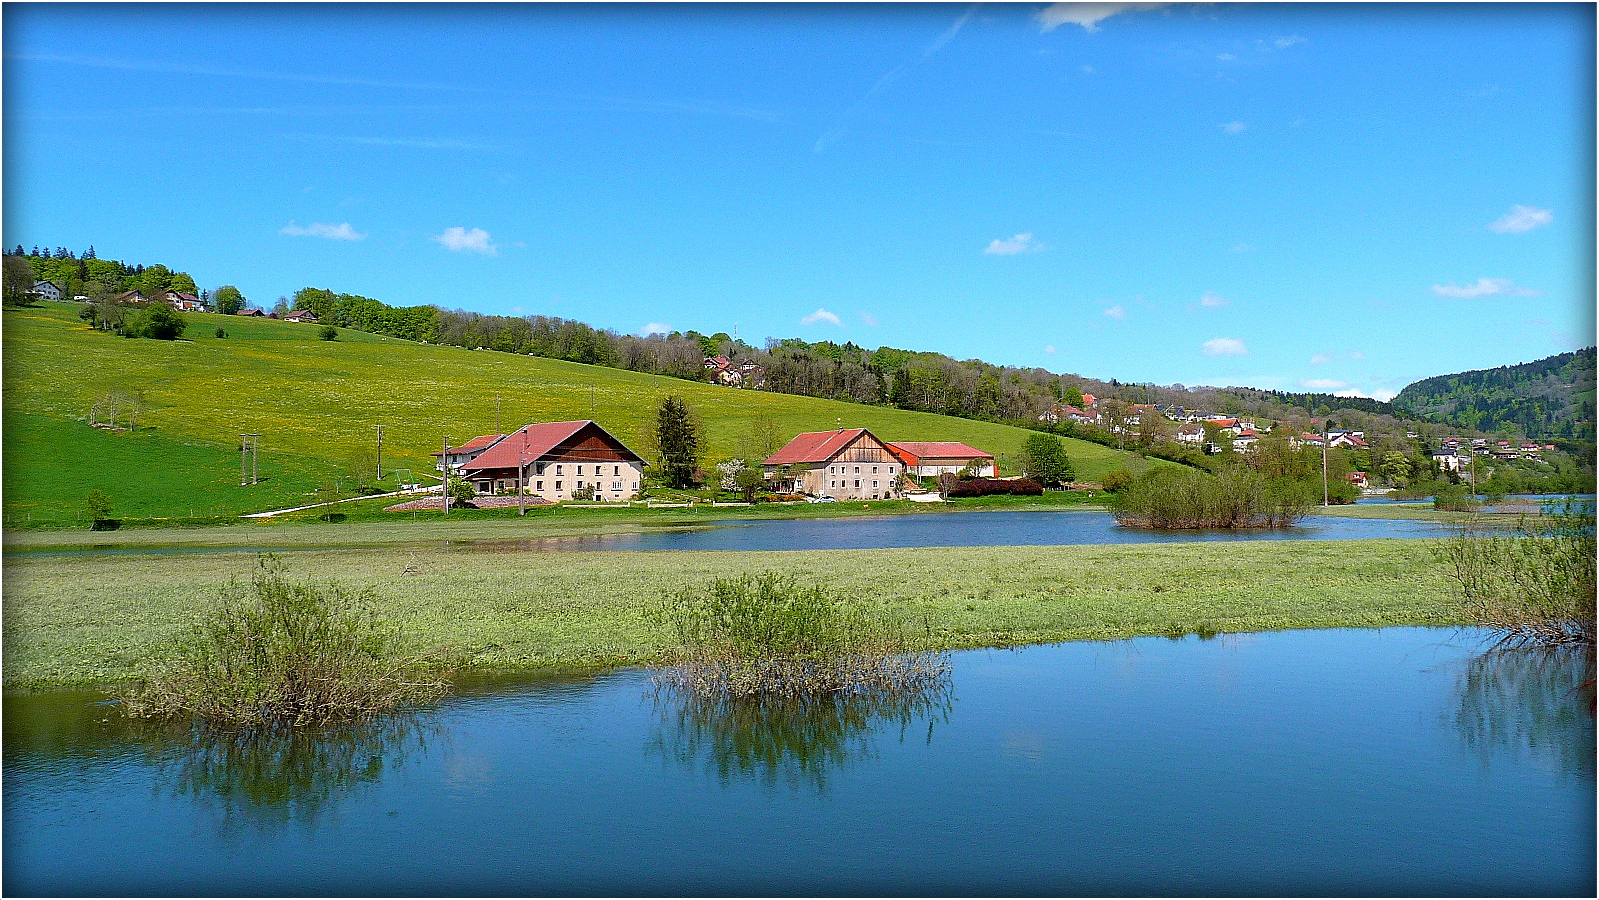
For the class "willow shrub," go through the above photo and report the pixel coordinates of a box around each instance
[1442,501,1596,646]
[1112,466,1312,529]
[120,557,449,726]
[650,572,948,700]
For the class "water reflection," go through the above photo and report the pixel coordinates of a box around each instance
[649,681,953,790]
[139,715,440,832]
[1450,644,1596,779]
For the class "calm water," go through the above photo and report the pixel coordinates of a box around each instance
[451,510,1451,553]
[4,510,1453,557]
[5,627,1593,897]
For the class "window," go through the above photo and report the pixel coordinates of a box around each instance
[555,481,563,490]
[613,465,620,476]
[536,462,545,475]
[854,466,860,474]
[576,465,583,475]
[854,479,860,488]
[612,481,623,491]
[632,482,639,490]
[889,466,895,474]
[536,481,544,491]
[872,466,878,474]
[872,480,878,488]
[830,480,836,488]
[556,465,563,475]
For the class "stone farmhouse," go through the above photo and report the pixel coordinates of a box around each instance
[454,420,646,503]
[764,428,906,500]
[31,280,62,301]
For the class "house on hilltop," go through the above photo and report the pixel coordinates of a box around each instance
[30,280,62,301]
[283,309,319,323]
[155,289,206,312]
[764,428,904,500]
[457,420,646,502]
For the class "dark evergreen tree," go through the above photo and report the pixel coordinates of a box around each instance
[655,395,701,488]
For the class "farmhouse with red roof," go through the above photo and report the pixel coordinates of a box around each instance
[455,421,646,502]
[432,433,508,473]
[763,428,906,500]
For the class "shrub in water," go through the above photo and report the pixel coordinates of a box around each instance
[651,572,948,700]
[121,557,448,726]
[1442,501,1596,646]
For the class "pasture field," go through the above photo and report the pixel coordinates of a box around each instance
[3,302,1153,526]
[2,539,1462,688]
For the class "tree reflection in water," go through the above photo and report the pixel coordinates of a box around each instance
[1451,643,1596,779]
[137,714,439,832]
[649,679,952,790]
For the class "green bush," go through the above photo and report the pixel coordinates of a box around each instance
[1100,469,1134,492]
[126,302,186,340]
[1434,483,1480,512]
[1112,467,1310,529]
[120,557,448,726]
[651,572,948,700]
[318,325,339,341]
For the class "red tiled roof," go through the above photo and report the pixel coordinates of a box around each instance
[764,429,872,466]
[885,441,995,464]
[1208,418,1238,427]
[463,421,642,470]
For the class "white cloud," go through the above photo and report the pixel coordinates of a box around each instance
[1309,352,1333,365]
[1431,278,1540,299]
[860,312,880,327]
[1036,3,1167,33]
[1274,35,1305,49]
[1202,337,1248,356]
[801,308,843,327]
[1044,344,1058,354]
[1348,350,1366,361]
[1081,64,1096,74]
[279,221,366,241]
[1103,305,1126,321]
[639,322,671,337]
[984,232,1043,255]
[433,226,497,255]
[1301,378,1350,391]
[1221,121,1248,134]
[1217,53,1235,61]
[1489,205,1553,234]
[1332,387,1398,402]
[1200,291,1229,308]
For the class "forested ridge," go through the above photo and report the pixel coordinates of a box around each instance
[1393,348,1596,445]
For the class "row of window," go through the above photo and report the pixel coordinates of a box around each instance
[480,480,639,493]
[829,479,881,490]
[828,464,893,475]
[535,463,630,477]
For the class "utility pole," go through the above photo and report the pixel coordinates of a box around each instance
[240,433,260,485]
[372,424,385,481]
[590,384,595,419]
[441,435,451,514]
[1321,419,1330,508]
[495,395,502,436]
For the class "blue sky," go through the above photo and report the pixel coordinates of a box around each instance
[4,2,1593,400]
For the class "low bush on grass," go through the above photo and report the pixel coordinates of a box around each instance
[120,557,449,726]
[1441,501,1596,646]
[1434,483,1481,512]
[1112,466,1311,529]
[650,572,948,700]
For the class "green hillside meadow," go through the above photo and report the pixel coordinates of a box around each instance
[3,303,1154,526]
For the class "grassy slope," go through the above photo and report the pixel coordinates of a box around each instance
[2,539,1460,688]
[4,303,1155,525]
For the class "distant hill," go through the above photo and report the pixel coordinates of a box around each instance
[1392,348,1596,446]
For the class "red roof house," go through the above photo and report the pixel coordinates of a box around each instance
[884,441,996,477]
[763,428,904,500]
[458,420,646,502]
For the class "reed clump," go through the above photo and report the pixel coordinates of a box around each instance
[651,572,949,699]
[1442,501,1596,647]
[1112,467,1311,529]
[120,557,449,726]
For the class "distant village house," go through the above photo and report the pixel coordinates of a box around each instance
[453,420,646,503]
[764,428,906,500]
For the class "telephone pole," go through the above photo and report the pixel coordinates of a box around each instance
[441,434,451,514]
[372,424,385,481]
[240,433,260,485]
